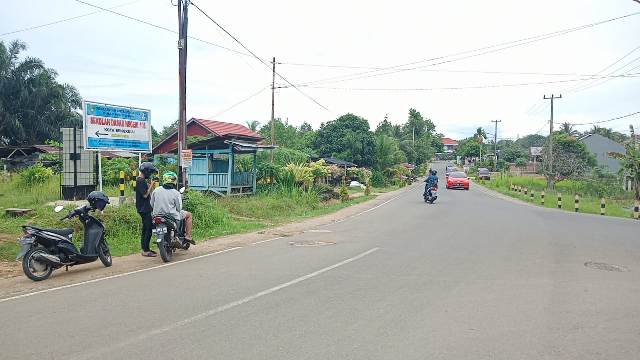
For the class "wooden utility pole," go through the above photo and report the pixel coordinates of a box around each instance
[543,94,562,190]
[270,57,276,162]
[492,120,501,171]
[177,0,189,188]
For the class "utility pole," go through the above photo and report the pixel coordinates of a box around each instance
[543,94,562,190]
[491,120,501,171]
[270,56,276,162]
[177,0,189,188]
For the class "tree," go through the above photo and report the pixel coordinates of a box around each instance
[259,118,300,149]
[0,40,82,145]
[515,134,546,149]
[589,125,629,144]
[245,120,260,132]
[542,133,596,184]
[299,121,313,133]
[609,125,640,200]
[500,140,528,163]
[375,114,394,137]
[402,108,435,140]
[374,135,399,171]
[314,113,376,167]
[559,122,578,136]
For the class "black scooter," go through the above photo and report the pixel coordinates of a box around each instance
[17,203,112,281]
[153,187,191,263]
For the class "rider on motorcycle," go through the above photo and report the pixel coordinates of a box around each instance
[424,169,439,197]
[150,171,195,246]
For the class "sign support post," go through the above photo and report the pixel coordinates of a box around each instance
[97,151,103,192]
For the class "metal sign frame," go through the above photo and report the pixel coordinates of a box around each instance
[83,100,152,153]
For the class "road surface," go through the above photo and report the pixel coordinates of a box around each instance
[1,164,639,359]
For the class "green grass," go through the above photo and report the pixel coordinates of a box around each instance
[479,175,636,219]
[0,176,379,261]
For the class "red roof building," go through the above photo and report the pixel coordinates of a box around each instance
[441,137,459,153]
[153,118,262,154]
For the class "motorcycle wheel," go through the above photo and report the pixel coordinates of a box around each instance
[98,240,112,267]
[158,234,173,263]
[22,247,53,281]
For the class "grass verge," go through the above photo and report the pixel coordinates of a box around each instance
[477,176,636,219]
[0,178,379,261]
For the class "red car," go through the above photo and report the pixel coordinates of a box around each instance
[446,171,470,190]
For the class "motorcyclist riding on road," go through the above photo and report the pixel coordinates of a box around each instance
[150,171,195,246]
[424,170,439,197]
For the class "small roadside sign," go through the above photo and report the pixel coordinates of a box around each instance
[181,149,193,168]
[83,101,152,153]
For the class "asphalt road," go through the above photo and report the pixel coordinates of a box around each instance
[1,164,639,359]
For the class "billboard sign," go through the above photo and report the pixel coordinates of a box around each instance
[83,101,152,152]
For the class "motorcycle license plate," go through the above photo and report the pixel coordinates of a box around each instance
[16,236,35,260]
[154,226,167,243]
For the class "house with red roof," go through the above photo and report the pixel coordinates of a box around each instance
[441,137,458,153]
[153,118,273,195]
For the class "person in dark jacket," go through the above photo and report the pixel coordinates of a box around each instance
[424,170,439,197]
[136,162,158,257]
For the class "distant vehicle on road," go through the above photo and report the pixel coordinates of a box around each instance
[446,171,470,190]
[445,165,457,177]
[477,168,491,180]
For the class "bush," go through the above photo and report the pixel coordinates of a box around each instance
[182,190,228,233]
[313,183,340,201]
[101,158,137,186]
[340,185,349,202]
[19,164,54,186]
[371,170,386,187]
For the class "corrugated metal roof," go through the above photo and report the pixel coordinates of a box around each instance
[194,119,262,139]
[442,137,458,145]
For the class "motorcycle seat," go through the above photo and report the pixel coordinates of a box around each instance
[28,226,74,237]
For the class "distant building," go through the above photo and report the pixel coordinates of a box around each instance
[442,137,458,153]
[579,133,624,173]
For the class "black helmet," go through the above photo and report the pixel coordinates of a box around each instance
[432,170,437,176]
[87,191,110,211]
[139,162,158,178]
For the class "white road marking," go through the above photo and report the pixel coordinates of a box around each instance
[305,229,332,233]
[73,247,380,360]
[251,237,283,245]
[0,247,243,304]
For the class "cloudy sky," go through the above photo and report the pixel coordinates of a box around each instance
[3,0,640,141]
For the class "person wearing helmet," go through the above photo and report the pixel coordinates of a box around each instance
[136,162,159,257]
[150,171,195,246]
[424,169,438,197]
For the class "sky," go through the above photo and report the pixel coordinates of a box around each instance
[2,0,640,142]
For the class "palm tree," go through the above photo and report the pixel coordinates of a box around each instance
[245,120,260,132]
[559,122,578,136]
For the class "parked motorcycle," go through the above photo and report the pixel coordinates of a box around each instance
[153,187,190,262]
[423,186,438,204]
[16,191,112,281]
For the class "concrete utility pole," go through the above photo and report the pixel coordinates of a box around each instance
[543,94,562,190]
[177,0,189,188]
[270,56,276,162]
[491,120,501,171]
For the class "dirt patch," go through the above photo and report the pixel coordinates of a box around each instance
[0,183,418,300]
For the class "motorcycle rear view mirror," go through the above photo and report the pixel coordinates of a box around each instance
[54,205,64,213]
[179,187,186,194]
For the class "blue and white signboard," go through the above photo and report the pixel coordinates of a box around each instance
[83,101,152,152]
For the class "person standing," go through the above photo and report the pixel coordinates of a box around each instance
[136,162,158,257]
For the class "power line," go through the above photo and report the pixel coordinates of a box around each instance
[74,0,253,57]
[289,73,640,92]
[189,1,330,112]
[567,111,640,126]
[278,62,607,78]
[1,0,143,37]
[563,43,640,93]
[207,86,269,118]
[569,56,640,93]
[290,11,640,87]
